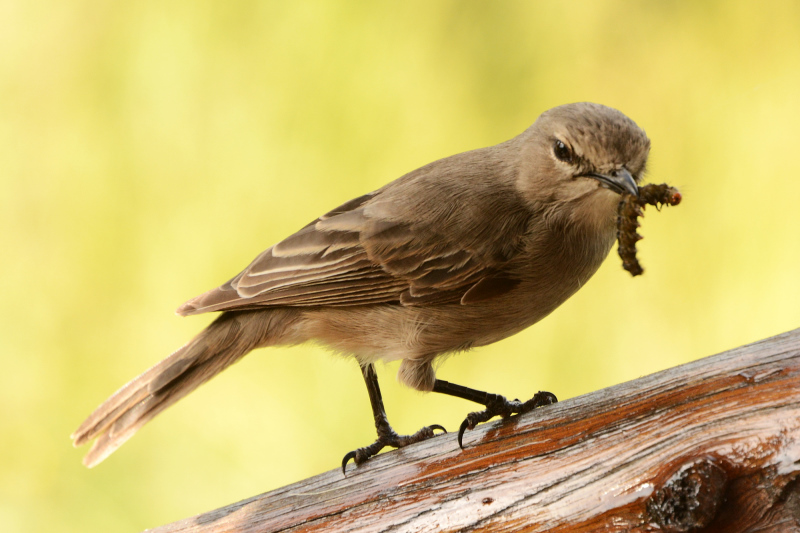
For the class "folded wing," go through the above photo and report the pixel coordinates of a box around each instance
[177,190,523,316]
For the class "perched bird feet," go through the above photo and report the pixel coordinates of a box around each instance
[457,391,557,448]
[341,422,446,474]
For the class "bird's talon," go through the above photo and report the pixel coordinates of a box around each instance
[457,419,469,449]
[342,421,445,474]
[341,450,358,475]
[455,390,557,451]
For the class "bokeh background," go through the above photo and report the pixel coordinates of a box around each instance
[2,1,800,531]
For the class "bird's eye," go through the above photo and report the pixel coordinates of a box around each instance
[553,140,573,163]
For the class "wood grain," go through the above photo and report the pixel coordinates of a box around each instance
[147,328,800,532]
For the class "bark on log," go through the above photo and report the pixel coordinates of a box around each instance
[147,328,800,532]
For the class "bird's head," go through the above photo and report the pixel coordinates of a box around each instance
[516,103,651,229]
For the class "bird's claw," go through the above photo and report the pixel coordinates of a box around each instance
[457,391,557,448]
[341,450,358,473]
[341,423,446,474]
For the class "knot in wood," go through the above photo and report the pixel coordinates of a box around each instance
[646,456,728,532]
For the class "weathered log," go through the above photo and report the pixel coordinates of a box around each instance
[147,328,800,532]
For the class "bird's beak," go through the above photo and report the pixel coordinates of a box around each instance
[587,168,639,197]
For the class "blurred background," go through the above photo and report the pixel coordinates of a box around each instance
[2,1,800,531]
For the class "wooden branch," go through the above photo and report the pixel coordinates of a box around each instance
[147,328,800,532]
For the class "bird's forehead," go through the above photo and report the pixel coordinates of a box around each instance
[545,104,650,165]
[565,122,648,164]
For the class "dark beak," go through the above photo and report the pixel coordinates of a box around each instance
[587,168,638,197]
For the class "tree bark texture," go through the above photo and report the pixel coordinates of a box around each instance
[147,328,800,532]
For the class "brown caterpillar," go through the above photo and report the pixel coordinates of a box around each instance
[617,183,682,276]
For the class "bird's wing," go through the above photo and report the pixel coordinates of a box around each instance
[177,190,527,316]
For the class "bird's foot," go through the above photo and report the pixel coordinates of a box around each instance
[457,391,557,448]
[341,422,446,474]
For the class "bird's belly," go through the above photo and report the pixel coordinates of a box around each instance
[298,232,613,364]
[298,284,576,364]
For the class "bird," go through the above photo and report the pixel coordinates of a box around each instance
[72,102,650,472]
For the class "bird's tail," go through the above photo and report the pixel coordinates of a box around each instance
[71,310,292,467]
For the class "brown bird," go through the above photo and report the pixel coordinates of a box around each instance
[72,102,650,471]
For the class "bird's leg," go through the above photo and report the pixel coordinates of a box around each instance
[432,379,557,448]
[341,363,446,473]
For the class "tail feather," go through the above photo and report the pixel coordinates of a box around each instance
[72,311,283,468]
[71,355,175,447]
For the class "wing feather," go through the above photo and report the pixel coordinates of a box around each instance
[177,182,528,316]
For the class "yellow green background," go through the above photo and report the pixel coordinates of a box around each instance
[3,1,800,531]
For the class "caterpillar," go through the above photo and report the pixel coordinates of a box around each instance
[617,183,682,276]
